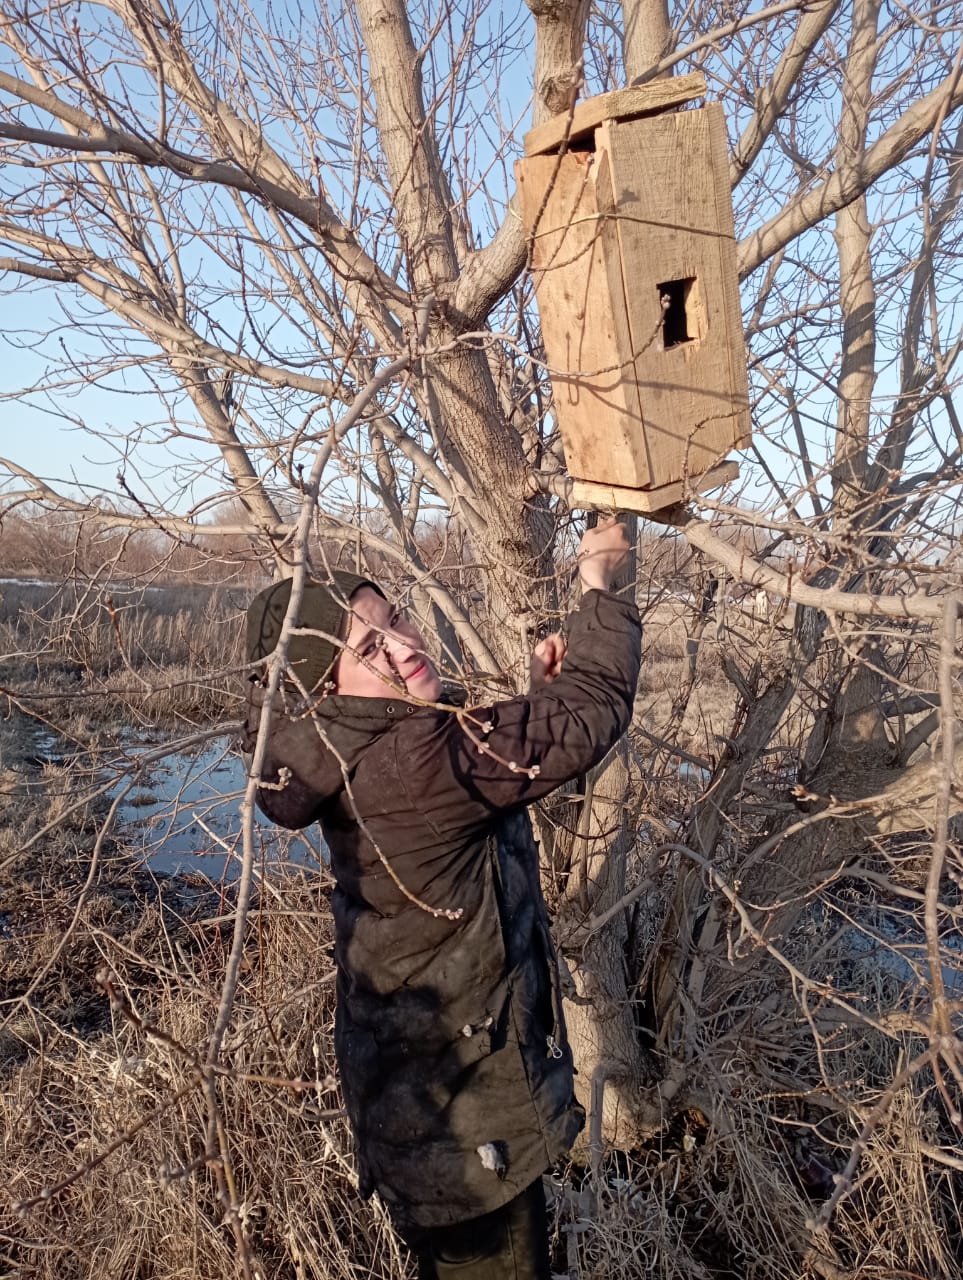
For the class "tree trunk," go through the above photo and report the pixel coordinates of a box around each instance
[553,741,659,1144]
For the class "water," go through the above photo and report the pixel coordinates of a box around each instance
[112,740,326,879]
[844,907,963,997]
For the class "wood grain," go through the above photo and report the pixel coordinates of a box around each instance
[516,150,652,488]
[570,461,739,514]
[601,107,750,482]
[517,93,750,500]
[523,72,707,157]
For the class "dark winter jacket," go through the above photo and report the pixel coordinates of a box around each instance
[242,589,641,1230]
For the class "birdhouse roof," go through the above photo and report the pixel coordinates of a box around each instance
[522,71,707,158]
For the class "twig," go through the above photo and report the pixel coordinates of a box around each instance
[212,297,438,1064]
[925,593,958,1034]
[812,1045,938,1228]
[13,1077,200,1214]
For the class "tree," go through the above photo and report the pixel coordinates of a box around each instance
[2,0,963,1275]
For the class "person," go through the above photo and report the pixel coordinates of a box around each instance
[243,518,641,1279]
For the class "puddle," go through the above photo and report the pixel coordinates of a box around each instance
[843,908,963,997]
[112,741,326,880]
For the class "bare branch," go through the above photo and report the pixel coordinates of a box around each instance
[0,68,407,311]
[0,241,349,397]
[678,512,949,621]
[730,0,841,187]
[526,0,590,122]
[739,67,963,276]
[353,0,458,292]
[632,0,813,84]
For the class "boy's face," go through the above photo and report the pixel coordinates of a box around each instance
[334,586,442,702]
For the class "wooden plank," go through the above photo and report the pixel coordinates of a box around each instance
[523,72,707,157]
[599,109,750,487]
[570,461,739,514]
[515,151,652,488]
[706,102,752,451]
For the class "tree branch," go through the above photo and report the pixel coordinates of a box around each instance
[0,70,406,310]
[353,0,458,293]
[730,0,841,187]
[526,0,590,122]
[738,67,963,277]
[632,0,812,85]
[677,512,951,621]
[0,238,348,398]
[453,205,527,326]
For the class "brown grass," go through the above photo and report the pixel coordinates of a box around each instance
[1,884,404,1279]
[0,578,246,728]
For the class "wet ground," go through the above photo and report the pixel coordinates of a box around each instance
[112,738,323,878]
[0,706,323,881]
[0,702,60,773]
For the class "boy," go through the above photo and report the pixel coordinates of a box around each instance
[244,519,641,1279]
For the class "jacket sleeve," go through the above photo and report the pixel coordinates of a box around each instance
[241,681,340,830]
[447,589,641,810]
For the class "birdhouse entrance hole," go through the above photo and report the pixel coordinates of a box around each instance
[658,276,698,349]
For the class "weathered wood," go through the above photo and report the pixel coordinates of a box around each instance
[600,106,750,480]
[517,150,653,488]
[708,102,752,453]
[570,461,739,514]
[516,90,750,502]
[523,72,707,157]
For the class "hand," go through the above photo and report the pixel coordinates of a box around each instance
[576,517,631,592]
[529,633,567,692]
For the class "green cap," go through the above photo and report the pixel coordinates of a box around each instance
[245,572,383,692]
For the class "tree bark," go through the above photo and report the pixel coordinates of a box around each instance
[830,0,881,523]
[622,0,672,82]
[554,742,659,1144]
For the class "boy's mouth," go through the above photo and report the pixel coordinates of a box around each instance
[405,660,428,682]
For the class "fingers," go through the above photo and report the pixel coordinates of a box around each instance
[581,517,628,550]
[576,518,631,591]
[534,633,566,665]
[530,632,567,690]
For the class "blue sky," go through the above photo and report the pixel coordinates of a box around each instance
[0,0,537,514]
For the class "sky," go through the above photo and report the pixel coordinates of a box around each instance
[3,316,223,511]
[0,0,536,517]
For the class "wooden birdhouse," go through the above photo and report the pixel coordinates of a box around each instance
[515,73,750,513]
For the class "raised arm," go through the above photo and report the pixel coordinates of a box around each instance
[447,583,642,811]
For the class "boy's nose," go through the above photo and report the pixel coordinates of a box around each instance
[384,632,415,662]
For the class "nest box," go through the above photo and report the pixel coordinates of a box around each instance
[516,73,750,513]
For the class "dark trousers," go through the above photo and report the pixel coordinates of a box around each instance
[412,1180,551,1280]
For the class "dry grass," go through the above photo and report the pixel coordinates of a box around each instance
[5,858,960,1280]
[0,748,400,1278]
[635,594,803,756]
[0,579,245,728]
[1,888,403,1279]
[5,796,955,1280]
